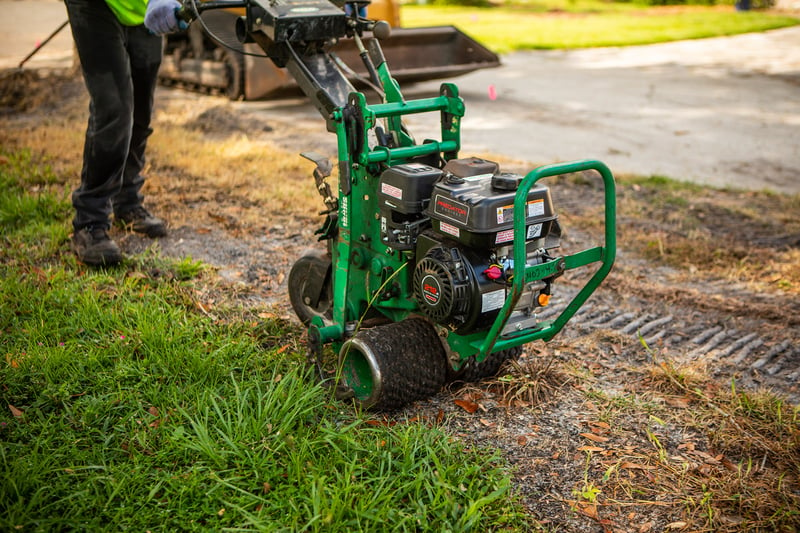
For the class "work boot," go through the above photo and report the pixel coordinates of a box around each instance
[116,206,167,238]
[72,226,123,266]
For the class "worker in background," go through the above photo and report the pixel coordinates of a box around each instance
[64,0,182,266]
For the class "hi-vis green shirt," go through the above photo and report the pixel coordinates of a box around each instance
[105,0,148,26]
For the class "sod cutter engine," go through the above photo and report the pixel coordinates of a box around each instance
[178,0,616,410]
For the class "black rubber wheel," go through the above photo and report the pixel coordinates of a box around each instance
[450,346,524,383]
[339,319,448,411]
[287,249,333,326]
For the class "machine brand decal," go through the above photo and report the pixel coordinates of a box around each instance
[433,194,469,225]
[381,182,403,200]
[481,289,505,312]
[497,199,546,224]
[421,275,441,305]
[438,221,460,238]
[527,223,543,239]
[340,196,349,228]
[289,7,320,12]
[528,198,545,217]
[495,229,514,244]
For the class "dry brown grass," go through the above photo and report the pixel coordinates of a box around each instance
[0,74,321,232]
[554,173,800,297]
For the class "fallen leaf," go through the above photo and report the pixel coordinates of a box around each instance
[666,522,687,529]
[588,420,611,430]
[580,432,610,443]
[577,445,605,453]
[665,396,692,408]
[639,521,654,532]
[517,435,527,446]
[454,399,479,413]
[8,405,23,418]
[148,406,159,417]
[620,462,656,471]
[479,418,495,427]
[577,502,599,520]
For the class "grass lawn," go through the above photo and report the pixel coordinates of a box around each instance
[400,3,800,51]
[0,149,527,531]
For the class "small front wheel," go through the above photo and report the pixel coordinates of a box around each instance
[287,249,332,326]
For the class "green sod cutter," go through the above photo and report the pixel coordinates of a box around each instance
[179,0,616,409]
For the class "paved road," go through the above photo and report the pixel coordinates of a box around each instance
[0,0,73,70]
[2,1,799,193]
[405,27,800,194]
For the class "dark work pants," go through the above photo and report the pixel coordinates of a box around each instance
[65,0,163,231]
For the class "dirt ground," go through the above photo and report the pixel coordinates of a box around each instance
[2,13,800,528]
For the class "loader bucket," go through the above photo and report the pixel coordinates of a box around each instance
[335,26,501,84]
[243,26,500,99]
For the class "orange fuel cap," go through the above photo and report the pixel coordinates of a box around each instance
[538,293,551,306]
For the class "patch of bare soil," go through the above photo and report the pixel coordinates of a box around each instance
[3,70,798,532]
[0,67,81,114]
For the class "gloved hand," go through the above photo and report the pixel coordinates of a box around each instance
[145,0,183,35]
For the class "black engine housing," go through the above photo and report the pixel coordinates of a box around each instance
[409,158,561,335]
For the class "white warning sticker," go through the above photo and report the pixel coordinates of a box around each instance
[438,221,460,238]
[481,289,505,312]
[528,199,545,217]
[495,229,514,244]
[381,182,403,200]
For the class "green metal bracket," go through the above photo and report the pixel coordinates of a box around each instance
[450,159,616,360]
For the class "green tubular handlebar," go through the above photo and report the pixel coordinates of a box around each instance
[366,141,460,165]
[474,159,617,356]
[369,94,465,119]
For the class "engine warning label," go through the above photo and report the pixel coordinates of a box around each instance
[481,289,505,313]
[496,199,546,224]
[433,195,469,225]
[380,182,403,200]
[438,221,461,238]
[495,229,514,244]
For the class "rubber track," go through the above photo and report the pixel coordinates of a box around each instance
[452,346,524,383]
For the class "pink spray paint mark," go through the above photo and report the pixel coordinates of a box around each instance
[488,84,497,101]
